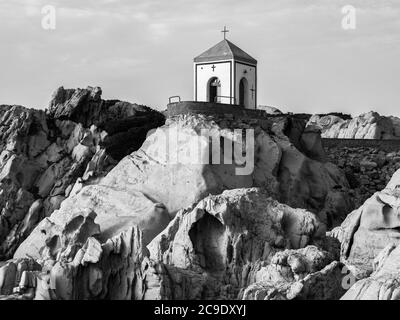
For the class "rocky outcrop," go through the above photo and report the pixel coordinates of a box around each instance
[0,187,338,300]
[0,86,164,259]
[0,210,149,300]
[257,106,283,115]
[102,113,352,228]
[14,187,170,260]
[331,168,400,283]
[146,188,334,299]
[48,86,165,160]
[341,243,400,300]
[0,91,357,300]
[308,111,400,139]
[242,246,345,300]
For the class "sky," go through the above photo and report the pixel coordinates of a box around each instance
[0,0,399,116]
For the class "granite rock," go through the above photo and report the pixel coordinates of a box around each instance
[0,87,164,259]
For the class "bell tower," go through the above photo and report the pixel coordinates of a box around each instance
[193,27,257,109]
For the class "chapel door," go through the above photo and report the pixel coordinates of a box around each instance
[208,77,220,103]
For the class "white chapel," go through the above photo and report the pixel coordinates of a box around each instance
[193,29,257,109]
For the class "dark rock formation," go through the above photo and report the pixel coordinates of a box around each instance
[324,145,400,207]
[48,86,165,160]
[0,87,165,260]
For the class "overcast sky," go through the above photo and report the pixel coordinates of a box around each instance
[0,0,399,116]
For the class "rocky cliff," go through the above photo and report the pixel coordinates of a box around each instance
[0,90,357,300]
[4,88,400,300]
[308,111,400,139]
[329,168,400,299]
[0,87,164,260]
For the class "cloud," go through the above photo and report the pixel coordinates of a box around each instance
[0,0,399,116]
[148,23,170,41]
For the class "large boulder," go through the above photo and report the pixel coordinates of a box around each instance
[102,114,351,227]
[2,188,331,300]
[146,188,327,299]
[332,168,400,280]
[13,111,350,264]
[1,224,149,300]
[242,246,345,300]
[14,186,170,260]
[4,186,342,300]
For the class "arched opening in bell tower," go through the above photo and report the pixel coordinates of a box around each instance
[239,77,248,108]
[208,77,221,103]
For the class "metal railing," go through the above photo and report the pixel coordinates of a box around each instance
[214,96,236,104]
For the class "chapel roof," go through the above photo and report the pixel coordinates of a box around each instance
[194,39,257,65]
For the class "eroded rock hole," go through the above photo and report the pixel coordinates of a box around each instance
[64,215,84,233]
[189,213,228,272]
[46,235,61,257]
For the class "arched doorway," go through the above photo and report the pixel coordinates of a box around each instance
[239,77,248,108]
[208,77,221,103]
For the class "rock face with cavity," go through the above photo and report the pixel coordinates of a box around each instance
[308,111,400,139]
[145,188,339,299]
[0,89,357,300]
[0,86,164,259]
[2,188,340,300]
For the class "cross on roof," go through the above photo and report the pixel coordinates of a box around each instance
[221,26,229,39]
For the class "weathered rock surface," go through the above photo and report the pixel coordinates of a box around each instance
[1,188,340,300]
[324,145,400,208]
[103,113,352,228]
[331,168,400,286]
[341,243,400,300]
[0,86,164,259]
[257,106,283,115]
[0,92,357,300]
[145,188,334,299]
[0,211,149,300]
[308,111,400,139]
[242,246,345,300]
[15,187,170,260]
